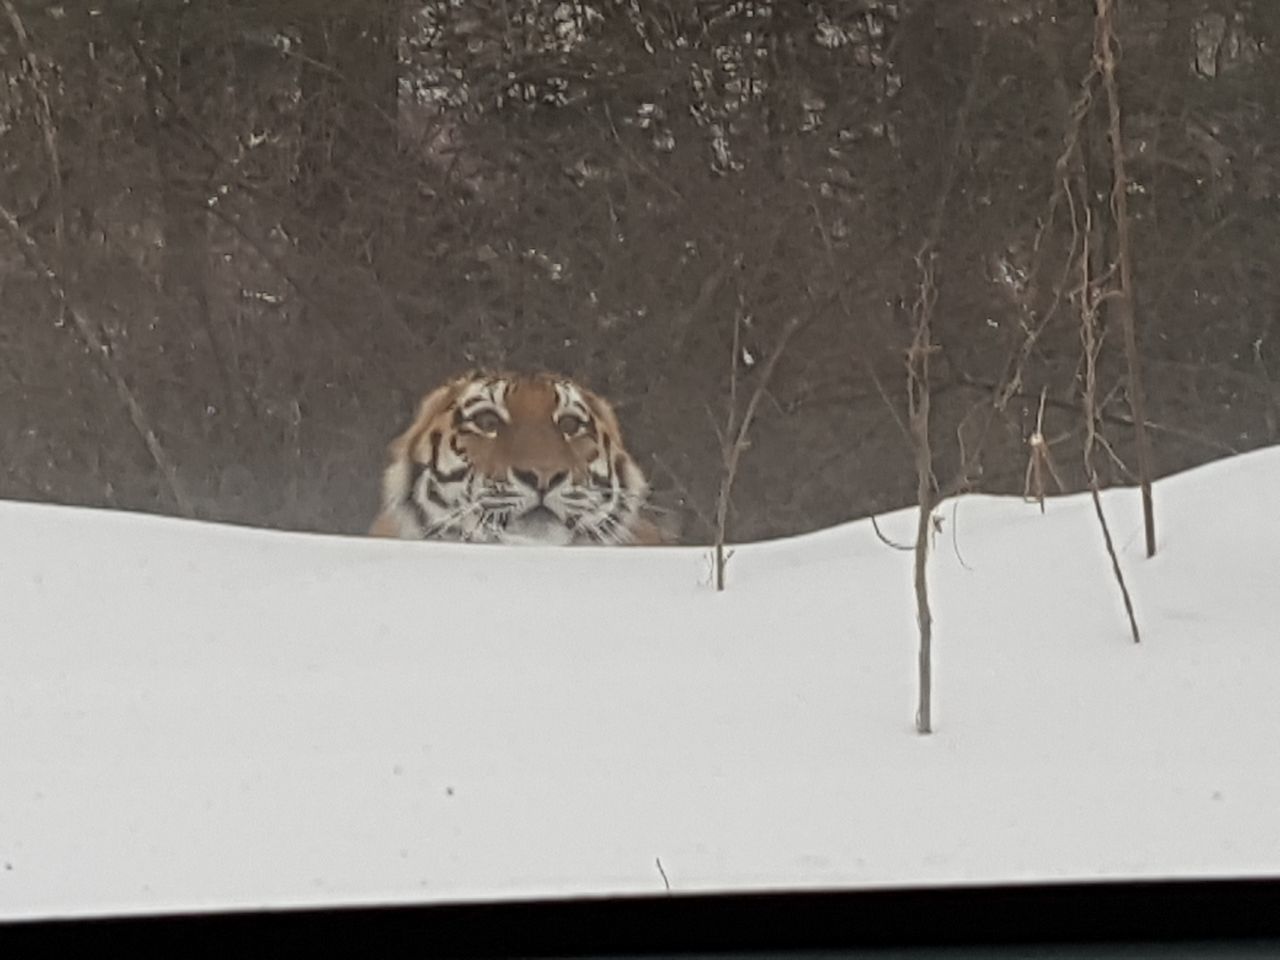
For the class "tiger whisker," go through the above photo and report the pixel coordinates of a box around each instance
[423,500,485,538]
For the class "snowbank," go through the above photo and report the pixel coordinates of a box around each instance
[2,448,1278,919]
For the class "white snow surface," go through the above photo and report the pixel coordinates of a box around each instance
[2,448,1279,920]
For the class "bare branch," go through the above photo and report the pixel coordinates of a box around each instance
[655,857,671,893]
[1024,387,1066,512]
[649,453,716,543]
[870,515,913,552]
[948,498,974,573]
[1076,198,1141,645]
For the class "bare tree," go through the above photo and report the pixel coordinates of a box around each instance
[712,313,802,591]
[906,25,989,735]
[907,252,939,733]
[1096,0,1157,558]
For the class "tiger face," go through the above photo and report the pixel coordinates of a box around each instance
[371,371,661,545]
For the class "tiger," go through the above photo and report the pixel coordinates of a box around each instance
[370,370,666,546]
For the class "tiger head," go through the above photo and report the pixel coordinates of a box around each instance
[371,370,661,545]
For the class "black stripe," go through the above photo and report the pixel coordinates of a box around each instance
[428,428,472,486]
[592,433,614,490]
[405,462,431,537]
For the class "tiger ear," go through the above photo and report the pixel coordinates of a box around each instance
[387,377,466,462]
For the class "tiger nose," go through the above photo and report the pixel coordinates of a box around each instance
[512,468,568,493]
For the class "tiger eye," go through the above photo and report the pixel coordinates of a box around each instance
[557,413,586,437]
[471,410,504,435]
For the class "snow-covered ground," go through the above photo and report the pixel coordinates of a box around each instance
[2,448,1278,920]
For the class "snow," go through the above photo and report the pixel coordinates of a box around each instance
[2,447,1279,920]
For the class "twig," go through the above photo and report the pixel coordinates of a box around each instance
[655,857,671,893]
[985,13,1113,462]
[1096,430,1136,481]
[994,48,1099,413]
[958,373,1239,457]
[949,497,974,573]
[870,515,913,551]
[865,350,914,450]
[1023,387,1066,512]
[714,300,744,590]
[0,201,194,517]
[940,395,997,502]
[1123,418,1238,456]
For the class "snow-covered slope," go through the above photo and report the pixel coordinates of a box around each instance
[2,448,1278,920]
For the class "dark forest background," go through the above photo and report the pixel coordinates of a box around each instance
[1,0,1276,544]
